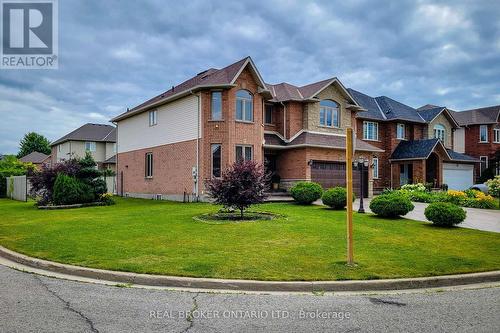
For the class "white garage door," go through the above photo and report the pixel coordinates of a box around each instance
[443,163,474,190]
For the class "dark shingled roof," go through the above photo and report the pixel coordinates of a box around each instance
[348,88,426,123]
[112,57,270,121]
[452,105,500,126]
[417,106,444,122]
[446,150,478,162]
[104,155,116,164]
[417,104,439,111]
[347,88,386,120]
[375,96,426,123]
[51,123,116,146]
[390,139,442,160]
[19,151,50,164]
[264,132,383,152]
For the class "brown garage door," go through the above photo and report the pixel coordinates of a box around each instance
[311,161,368,198]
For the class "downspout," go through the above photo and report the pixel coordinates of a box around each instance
[280,101,287,139]
[190,90,200,201]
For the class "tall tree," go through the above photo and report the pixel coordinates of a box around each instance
[17,132,51,158]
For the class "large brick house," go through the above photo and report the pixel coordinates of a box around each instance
[111,56,383,201]
[111,56,486,201]
[452,105,500,179]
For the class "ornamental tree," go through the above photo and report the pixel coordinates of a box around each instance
[205,160,269,218]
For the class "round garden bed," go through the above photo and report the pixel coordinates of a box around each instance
[194,211,280,223]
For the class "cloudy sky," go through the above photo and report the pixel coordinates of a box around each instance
[1,0,499,154]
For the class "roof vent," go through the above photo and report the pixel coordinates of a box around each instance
[171,86,174,92]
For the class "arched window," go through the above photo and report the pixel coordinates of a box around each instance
[235,90,253,122]
[319,100,340,127]
[433,124,446,143]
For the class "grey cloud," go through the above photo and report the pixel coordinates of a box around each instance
[0,0,499,153]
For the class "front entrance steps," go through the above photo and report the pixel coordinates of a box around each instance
[265,191,294,202]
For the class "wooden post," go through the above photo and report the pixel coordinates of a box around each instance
[346,127,354,265]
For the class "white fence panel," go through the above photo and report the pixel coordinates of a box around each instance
[105,176,117,194]
[6,175,27,201]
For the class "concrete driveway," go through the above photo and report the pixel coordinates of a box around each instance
[349,198,500,233]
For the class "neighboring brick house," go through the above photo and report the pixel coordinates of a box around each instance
[111,56,382,201]
[347,89,477,192]
[19,151,51,169]
[452,105,500,180]
[51,123,117,171]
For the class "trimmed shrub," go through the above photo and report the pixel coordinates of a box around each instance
[369,193,414,218]
[322,187,355,209]
[53,174,83,205]
[290,181,323,204]
[425,202,466,227]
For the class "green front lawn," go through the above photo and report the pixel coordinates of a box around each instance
[0,197,499,281]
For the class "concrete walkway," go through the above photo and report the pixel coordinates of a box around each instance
[347,198,500,233]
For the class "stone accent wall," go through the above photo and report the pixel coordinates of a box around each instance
[428,113,453,148]
[304,84,351,135]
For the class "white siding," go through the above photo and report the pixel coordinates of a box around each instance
[117,95,199,153]
[453,128,465,153]
[54,141,107,162]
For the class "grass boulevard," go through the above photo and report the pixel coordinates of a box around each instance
[0,197,499,281]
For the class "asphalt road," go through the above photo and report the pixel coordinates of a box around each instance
[1,265,499,333]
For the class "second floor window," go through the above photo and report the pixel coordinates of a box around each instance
[236,145,252,161]
[236,90,253,122]
[265,104,273,124]
[145,152,153,178]
[319,100,340,127]
[434,124,446,143]
[85,141,96,152]
[396,123,405,139]
[494,127,500,143]
[211,91,222,120]
[149,110,157,126]
[363,121,378,141]
[480,125,488,142]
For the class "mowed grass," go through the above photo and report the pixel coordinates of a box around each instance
[0,197,499,281]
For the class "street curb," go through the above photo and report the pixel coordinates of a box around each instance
[1,245,499,292]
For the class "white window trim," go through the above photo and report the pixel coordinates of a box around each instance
[149,110,158,126]
[236,90,253,122]
[85,141,96,152]
[319,105,340,128]
[479,125,488,143]
[363,121,379,141]
[433,125,446,144]
[373,157,379,179]
[493,128,499,143]
[396,123,405,140]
